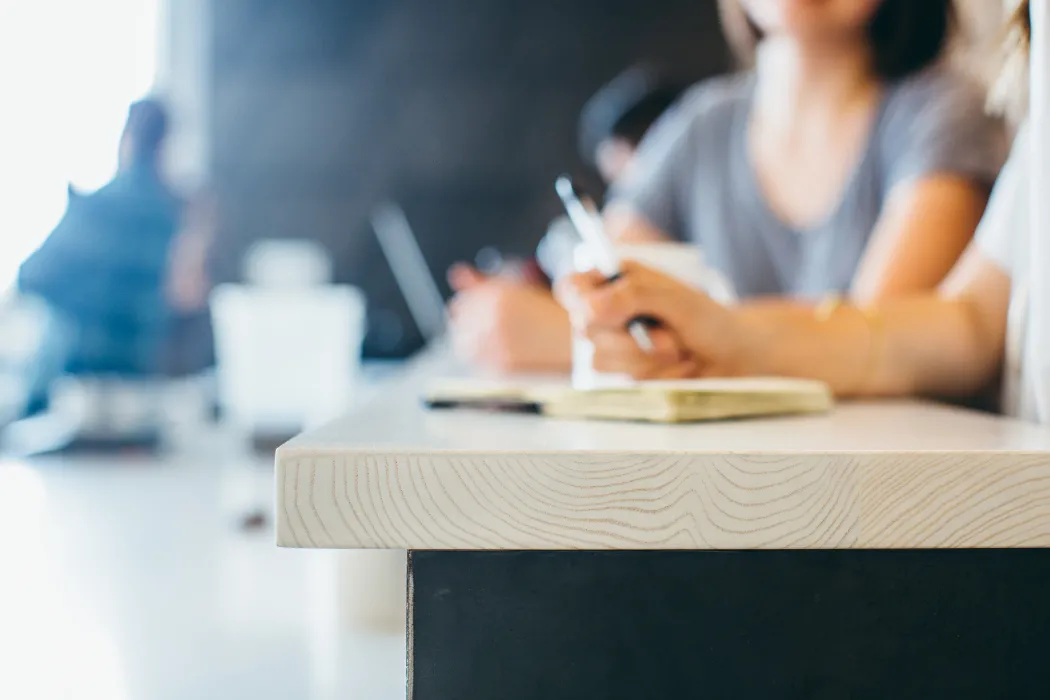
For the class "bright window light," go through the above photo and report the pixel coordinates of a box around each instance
[0,0,161,293]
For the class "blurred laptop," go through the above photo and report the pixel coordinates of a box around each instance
[370,202,448,344]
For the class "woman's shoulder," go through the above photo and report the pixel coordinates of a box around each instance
[876,64,1009,183]
[882,64,990,119]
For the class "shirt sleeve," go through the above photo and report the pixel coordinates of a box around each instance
[974,126,1029,275]
[881,69,1010,193]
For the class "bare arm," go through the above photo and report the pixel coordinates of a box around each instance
[567,248,1011,400]
[606,174,989,300]
[593,175,993,393]
[850,176,990,302]
[724,247,1010,397]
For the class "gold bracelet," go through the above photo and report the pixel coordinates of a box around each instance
[815,295,844,323]
[814,295,883,396]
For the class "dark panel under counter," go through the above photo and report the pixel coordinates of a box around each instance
[409,549,1050,700]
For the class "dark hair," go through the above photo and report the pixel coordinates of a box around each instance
[717,0,957,81]
[578,66,687,165]
[123,99,169,162]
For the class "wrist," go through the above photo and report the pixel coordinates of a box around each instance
[726,305,777,377]
[726,299,873,394]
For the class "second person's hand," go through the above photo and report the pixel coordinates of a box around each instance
[447,264,573,374]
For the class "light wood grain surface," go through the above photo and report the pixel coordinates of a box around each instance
[276,350,1050,551]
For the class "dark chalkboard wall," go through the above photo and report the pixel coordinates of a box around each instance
[209,0,729,357]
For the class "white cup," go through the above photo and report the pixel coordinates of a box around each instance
[210,284,367,432]
[571,242,735,389]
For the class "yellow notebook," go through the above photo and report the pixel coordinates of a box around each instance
[424,377,833,423]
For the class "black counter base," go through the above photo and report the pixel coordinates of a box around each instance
[410,550,1050,699]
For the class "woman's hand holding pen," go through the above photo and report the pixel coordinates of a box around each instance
[557,260,747,380]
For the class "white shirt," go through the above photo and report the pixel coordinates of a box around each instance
[1029,0,1050,423]
[975,126,1035,421]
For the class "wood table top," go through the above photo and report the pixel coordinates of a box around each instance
[277,348,1050,551]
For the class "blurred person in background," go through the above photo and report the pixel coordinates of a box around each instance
[447,67,687,374]
[608,0,1005,300]
[578,66,690,188]
[452,0,1008,377]
[9,99,204,419]
[562,2,1046,423]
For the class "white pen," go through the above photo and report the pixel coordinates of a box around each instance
[555,175,655,352]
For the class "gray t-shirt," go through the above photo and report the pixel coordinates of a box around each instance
[611,68,1009,299]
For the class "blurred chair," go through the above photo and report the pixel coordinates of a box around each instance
[0,295,54,425]
[0,295,170,455]
[210,239,366,441]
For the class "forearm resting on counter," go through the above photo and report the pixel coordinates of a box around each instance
[736,295,1004,400]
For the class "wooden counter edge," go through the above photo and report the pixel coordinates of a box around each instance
[275,448,1050,551]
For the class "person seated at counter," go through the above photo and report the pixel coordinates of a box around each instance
[447,66,687,374]
[12,99,194,418]
[608,0,1008,300]
[562,1,1045,423]
[445,0,1007,377]
[450,0,1008,377]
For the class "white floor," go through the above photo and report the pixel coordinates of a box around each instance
[0,426,406,700]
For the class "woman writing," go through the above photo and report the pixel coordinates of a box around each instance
[452,0,1006,374]
[562,1,1042,422]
